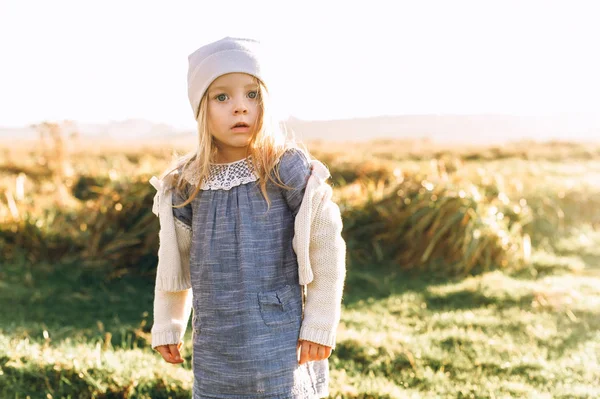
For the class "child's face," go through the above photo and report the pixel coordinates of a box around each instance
[206,72,261,157]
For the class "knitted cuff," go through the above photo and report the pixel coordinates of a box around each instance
[299,325,337,349]
[154,276,192,292]
[151,329,184,349]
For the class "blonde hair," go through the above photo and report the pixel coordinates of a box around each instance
[163,76,307,210]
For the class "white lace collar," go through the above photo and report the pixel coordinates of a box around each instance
[186,156,258,191]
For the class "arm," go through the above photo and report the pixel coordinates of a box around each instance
[151,219,193,349]
[298,182,346,350]
[149,173,195,350]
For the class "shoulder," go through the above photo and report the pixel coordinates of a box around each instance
[156,166,195,202]
[276,147,311,182]
[159,154,199,189]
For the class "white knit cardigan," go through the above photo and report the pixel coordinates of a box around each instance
[149,159,347,349]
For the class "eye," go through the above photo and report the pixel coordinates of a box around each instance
[248,90,259,99]
[216,94,228,102]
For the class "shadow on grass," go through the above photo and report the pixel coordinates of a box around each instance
[580,253,600,270]
[341,261,447,306]
[0,258,155,349]
[342,258,539,307]
[6,256,438,347]
[550,309,600,359]
[0,361,191,399]
[423,289,535,312]
[7,252,589,350]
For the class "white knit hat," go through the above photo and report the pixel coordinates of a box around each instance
[187,37,266,120]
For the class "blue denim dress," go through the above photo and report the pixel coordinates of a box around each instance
[173,148,329,399]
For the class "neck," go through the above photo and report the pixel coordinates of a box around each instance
[213,148,250,164]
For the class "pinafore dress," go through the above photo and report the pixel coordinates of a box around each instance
[172,148,329,399]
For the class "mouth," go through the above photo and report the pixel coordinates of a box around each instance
[231,122,250,129]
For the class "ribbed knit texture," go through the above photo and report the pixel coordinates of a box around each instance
[293,161,329,285]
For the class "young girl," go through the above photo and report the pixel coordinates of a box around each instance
[149,37,346,398]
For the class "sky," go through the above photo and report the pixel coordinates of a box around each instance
[1,0,599,130]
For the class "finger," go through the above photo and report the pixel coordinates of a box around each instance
[299,341,310,365]
[156,346,176,364]
[316,345,325,360]
[169,344,183,363]
[308,342,319,361]
[324,346,332,359]
[171,343,182,358]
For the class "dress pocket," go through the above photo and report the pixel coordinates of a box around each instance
[257,284,297,327]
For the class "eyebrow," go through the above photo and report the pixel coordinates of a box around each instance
[209,83,258,92]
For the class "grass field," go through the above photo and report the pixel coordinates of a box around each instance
[1,135,599,398]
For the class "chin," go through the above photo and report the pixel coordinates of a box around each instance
[228,141,252,148]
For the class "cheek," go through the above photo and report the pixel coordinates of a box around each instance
[207,104,216,119]
[207,106,223,129]
[250,103,261,121]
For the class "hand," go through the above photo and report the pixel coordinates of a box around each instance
[297,339,332,364]
[155,342,184,364]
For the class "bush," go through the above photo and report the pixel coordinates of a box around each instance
[343,169,532,276]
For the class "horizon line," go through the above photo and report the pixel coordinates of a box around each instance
[2,111,600,130]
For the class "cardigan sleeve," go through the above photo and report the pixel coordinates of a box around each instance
[298,176,347,350]
[151,218,194,348]
[150,171,194,348]
[150,170,193,291]
[277,148,312,217]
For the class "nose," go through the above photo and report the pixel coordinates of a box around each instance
[233,98,249,115]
